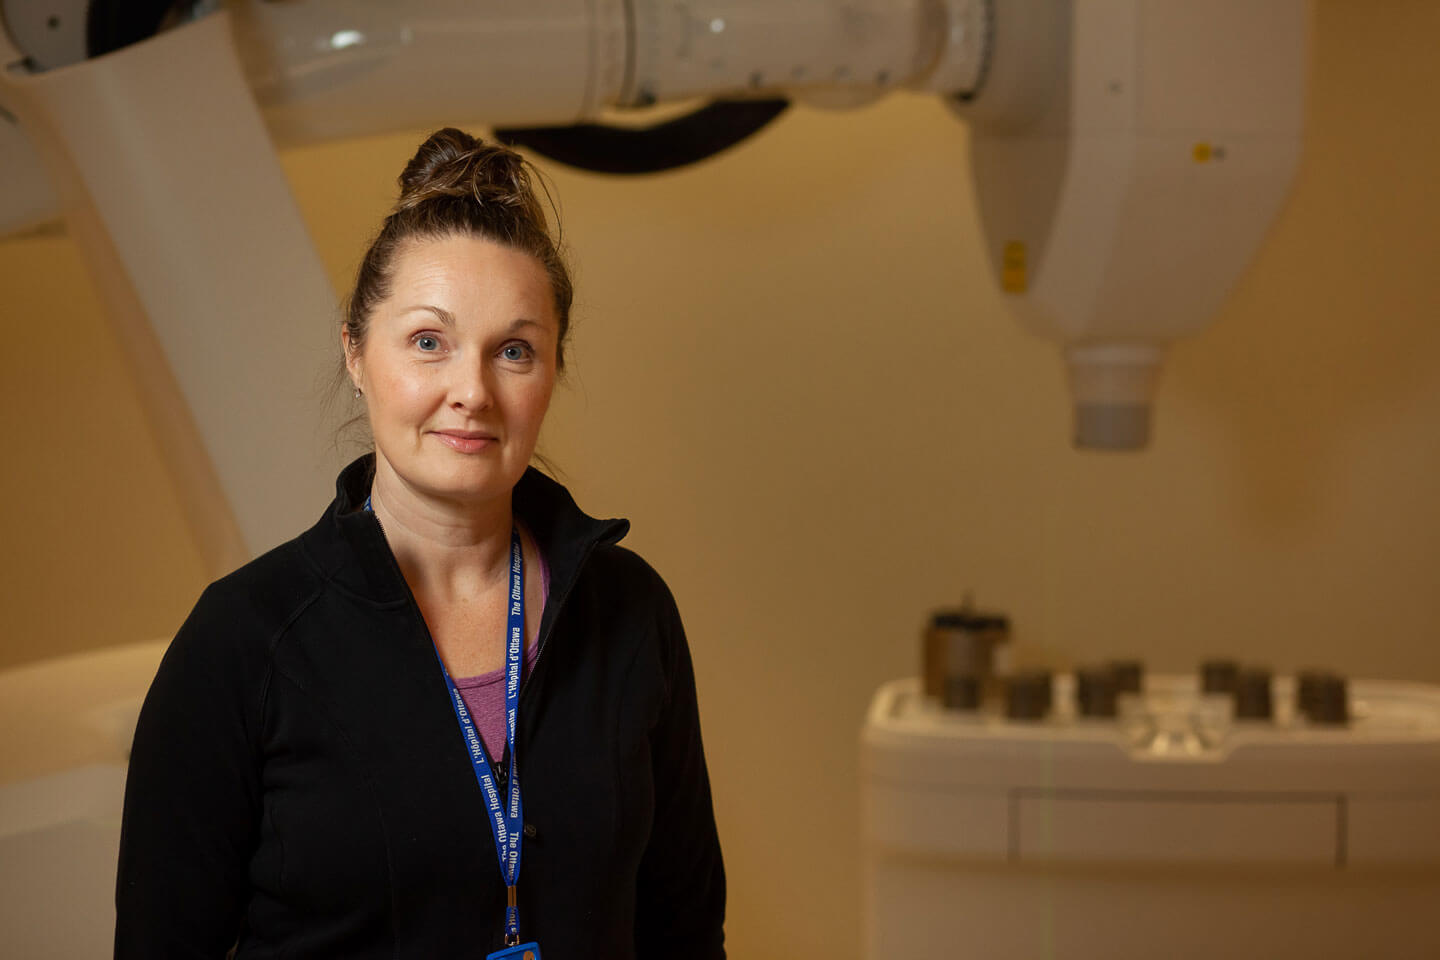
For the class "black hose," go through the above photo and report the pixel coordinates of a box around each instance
[495,98,790,175]
[86,0,189,58]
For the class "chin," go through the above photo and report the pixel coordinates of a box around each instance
[420,458,523,503]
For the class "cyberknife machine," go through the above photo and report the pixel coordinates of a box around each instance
[0,0,1308,573]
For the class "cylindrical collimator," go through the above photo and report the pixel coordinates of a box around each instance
[922,609,1009,701]
[943,674,981,711]
[1201,659,1240,695]
[1296,669,1331,717]
[1235,668,1274,721]
[1076,666,1119,718]
[1006,670,1053,721]
[1109,660,1144,694]
[1301,672,1350,726]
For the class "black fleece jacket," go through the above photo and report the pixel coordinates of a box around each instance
[115,455,726,959]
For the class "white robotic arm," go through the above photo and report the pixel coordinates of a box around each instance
[0,0,1308,571]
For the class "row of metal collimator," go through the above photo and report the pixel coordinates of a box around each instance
[941,660,1350,725]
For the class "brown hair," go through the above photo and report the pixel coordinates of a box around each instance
[341,127,573,371]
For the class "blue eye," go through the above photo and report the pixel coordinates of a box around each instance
[415,335,440,352]
[501,343,532,362]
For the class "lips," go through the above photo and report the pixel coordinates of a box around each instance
[431,429,497,453]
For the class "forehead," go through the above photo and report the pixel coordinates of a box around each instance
[386,234,554,320]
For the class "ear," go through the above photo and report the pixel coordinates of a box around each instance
[341,329,363,391]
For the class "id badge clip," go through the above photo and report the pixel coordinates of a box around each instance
[486,943,541,960]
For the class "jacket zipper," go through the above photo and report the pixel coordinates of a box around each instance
[365,509,508,785]
[498,538,605,775]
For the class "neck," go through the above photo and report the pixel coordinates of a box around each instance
[368,455,515,600]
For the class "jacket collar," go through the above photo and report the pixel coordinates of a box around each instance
[301,453,630,607]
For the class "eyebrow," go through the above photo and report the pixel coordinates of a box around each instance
[399,305,546,334]
[402,304,456,326]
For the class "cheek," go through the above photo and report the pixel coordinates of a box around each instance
[369,367,442,427]
[516,378,555,424]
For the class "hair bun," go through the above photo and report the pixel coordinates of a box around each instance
[393,127,544,225]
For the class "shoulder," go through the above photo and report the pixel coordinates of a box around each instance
[205,535,325,625]
[140,536,325,737]
[587,542,669,587]
[582,543,680,615]
[575,544,692,695]
[172,534,328,671]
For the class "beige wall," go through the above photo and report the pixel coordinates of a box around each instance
[2,2,1439,957]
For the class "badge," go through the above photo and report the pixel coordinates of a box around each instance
[486,942,541,960]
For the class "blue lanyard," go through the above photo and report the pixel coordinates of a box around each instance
[366,495,527,944]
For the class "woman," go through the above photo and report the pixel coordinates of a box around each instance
[115,128,726,959]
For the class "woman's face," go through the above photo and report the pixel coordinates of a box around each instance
[345,233,559,507]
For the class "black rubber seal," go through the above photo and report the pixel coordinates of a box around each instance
[495,98,789,175]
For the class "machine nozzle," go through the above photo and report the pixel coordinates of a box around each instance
[1065,343,1164,451]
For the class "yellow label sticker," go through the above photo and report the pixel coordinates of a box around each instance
[1001,241,1027,293]
[1192,142,1213,163]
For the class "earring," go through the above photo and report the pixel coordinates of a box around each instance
[353,386,363,399]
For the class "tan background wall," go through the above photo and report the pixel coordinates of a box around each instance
[2,3,1439,957]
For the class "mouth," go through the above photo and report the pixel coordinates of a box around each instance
[430,429,498,454]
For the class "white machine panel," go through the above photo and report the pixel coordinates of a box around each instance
[1014,792,1338,865]
[0,642,166,960]
[862,674,1440,958]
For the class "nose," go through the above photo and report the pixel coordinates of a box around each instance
[449,352,493,413]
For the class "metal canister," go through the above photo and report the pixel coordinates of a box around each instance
[922,607,1011,706]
